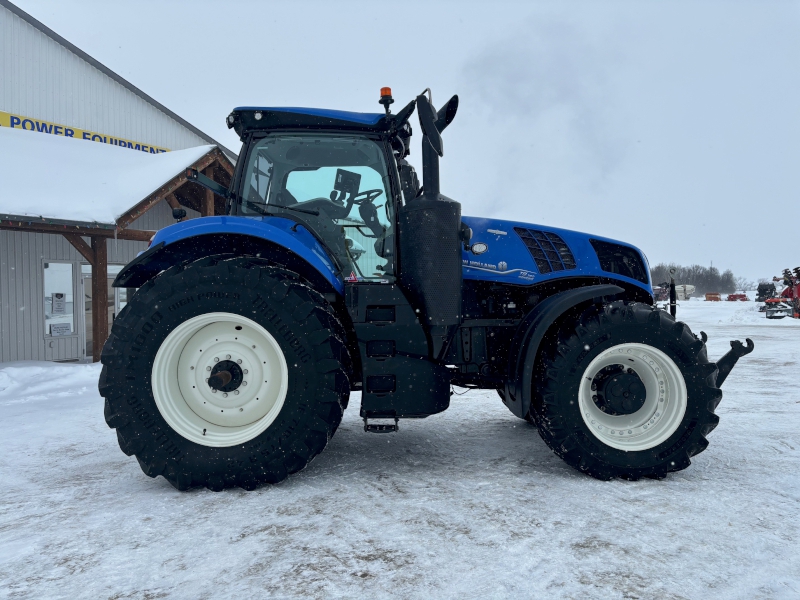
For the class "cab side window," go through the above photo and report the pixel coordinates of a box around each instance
[285,166,393,280]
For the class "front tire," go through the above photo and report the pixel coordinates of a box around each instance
[532,301,721,480]
[99,256,351,491]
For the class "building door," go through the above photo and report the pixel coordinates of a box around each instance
[81,265,126,360]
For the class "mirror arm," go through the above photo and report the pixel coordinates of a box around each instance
[185,168,231,199]
[421,135,440,198]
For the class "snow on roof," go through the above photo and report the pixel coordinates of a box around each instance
[0,125,215,225]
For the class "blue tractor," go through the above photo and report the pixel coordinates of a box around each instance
[100,89,753,490]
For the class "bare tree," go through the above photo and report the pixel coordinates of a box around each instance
[650,263,744,295]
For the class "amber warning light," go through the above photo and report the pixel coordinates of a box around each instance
[379,87,394,113]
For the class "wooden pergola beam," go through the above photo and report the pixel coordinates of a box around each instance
[201,165,215,217]
[0,221,155,241]
[215,157,234,177]
[63,233,95,266]
[115,149,228,229]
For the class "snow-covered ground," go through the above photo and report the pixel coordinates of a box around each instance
[1,301,798,599]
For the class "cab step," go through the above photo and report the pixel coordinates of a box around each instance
[363,417,399,433]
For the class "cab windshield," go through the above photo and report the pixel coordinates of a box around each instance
[238,135,395,281]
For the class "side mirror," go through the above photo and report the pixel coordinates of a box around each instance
[416,93,443,157]
[172,207,187,220]
[435,95,459,133]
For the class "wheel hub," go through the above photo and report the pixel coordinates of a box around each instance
[208,360,244,392]
[593,365,647,415]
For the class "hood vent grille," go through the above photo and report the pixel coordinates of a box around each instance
[514,228,577,274]
[590,240,649,284]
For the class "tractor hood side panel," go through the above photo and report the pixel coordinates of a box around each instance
[461,216,653,296]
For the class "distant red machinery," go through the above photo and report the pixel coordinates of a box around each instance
[726,293,749,301]
[765,268,800,319]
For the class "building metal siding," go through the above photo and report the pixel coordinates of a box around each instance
[0,3,225,153]
[0,201,198,362]
[0,2,228,362]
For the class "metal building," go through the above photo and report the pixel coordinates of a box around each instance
[0,0,236,363]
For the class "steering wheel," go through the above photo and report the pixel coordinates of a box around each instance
[352,189,383,205]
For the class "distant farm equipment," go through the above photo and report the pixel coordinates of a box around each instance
[705,293,722,301]
[764,268,799,319]
[655,283,695,302]
[726,293,749,302]
[755,282,777,302]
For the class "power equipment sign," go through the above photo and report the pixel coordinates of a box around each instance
[0,110,170,154]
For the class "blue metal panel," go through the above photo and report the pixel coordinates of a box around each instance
[461,216,652,295]
[233,107,385,126]
[149,216,344,294]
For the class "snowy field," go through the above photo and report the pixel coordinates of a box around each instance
[1,300,798,599]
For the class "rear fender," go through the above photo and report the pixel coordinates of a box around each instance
[114,217,344,295]
[504,284,624,419]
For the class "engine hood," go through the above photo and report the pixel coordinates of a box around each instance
[461,216,652,295]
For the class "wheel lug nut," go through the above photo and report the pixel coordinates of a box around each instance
[223,393,228,398]
[239,408,243,412]
[242,381,248,386]
[234,390,239,395]
[214,357,219,363]
[237,359,242,364]
[212,389,217,393]
[226,354,231,359]
[190,366,194,370]
[243,369,248,374]
[206,366,211,371]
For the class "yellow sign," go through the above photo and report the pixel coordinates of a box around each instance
[0,110,170,154]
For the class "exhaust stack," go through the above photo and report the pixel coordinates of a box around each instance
[398,92,462,360]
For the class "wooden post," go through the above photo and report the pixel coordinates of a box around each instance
[91,236,108,362]
[201,166,215,216]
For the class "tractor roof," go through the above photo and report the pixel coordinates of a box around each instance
[227,106,392,138]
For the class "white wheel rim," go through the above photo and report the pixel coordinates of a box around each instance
[151,312,289,447]
[578,343,687,451]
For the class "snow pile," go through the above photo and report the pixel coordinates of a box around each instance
[0,361,101,405]
[0,305,798,598]
[0,126,214,224]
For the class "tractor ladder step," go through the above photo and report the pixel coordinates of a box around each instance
[363,417,399,433]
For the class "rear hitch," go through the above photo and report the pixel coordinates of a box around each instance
[715,338,755,387]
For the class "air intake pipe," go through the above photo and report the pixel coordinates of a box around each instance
[398,92,461,360]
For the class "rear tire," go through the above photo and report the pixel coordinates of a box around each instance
[99,256,351,491]
[532,300,721,480]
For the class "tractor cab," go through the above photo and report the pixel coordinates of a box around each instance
[232,132,397,282]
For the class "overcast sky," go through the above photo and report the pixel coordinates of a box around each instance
[14,0,800,281]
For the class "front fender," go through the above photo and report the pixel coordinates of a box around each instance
[503,284,624,419]
[114,216,344,294]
